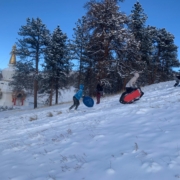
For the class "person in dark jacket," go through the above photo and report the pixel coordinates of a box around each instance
[174,74,180,87]
[69,84,84,110]
[96,82,105,104]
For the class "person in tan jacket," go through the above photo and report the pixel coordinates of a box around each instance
[125,72,140,93]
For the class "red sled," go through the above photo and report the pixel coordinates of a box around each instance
[119,89,144,104]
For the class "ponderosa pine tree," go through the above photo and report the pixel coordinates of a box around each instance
[84,0,139,91]
[85,0,125,75]
[129,2,147,42]
[16,18,50,108]
[151,28,179,83]
[69,16,90,87]
[10,61,34,93]
[140,25,156,85]
[128,2,152,67]
[128,2,164,85]
[0,69,2,80]
[43,26,70,105]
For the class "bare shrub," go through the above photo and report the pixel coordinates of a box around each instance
[29,115,37,121]
[175,174,180,178]
[57,111,62,115]
[47,112,53,117]
[134,142,138,151]
[67,129,72,135]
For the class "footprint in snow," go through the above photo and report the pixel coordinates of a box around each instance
[106,168,115,174]
[93,135,105,140]
[168,161,177,169]
[136,108,149,114]
[141,162,162,172]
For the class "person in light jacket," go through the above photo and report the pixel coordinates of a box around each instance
[125,72,140,93]
[174,74,180,87]
[69,84,84,110]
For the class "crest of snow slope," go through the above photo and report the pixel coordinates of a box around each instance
[1,81,180,180]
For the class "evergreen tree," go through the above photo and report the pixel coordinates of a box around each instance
[129,2,157,85]
[43,26,71,105]
[10,61,34,93]
[128,2,152,63]
[0,69,2,80]
[84,0,139,92]
[151,28,179,82]
[16,18,50,108]
[69,16,90,87]
[141,25,156,85]
[129,2,147,42]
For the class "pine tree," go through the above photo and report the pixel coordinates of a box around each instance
[128,2,151,63]
[43,26,71,105]
[0,69,2,80]
[84,0,139,92]
[10,61,34,93]
[129,2,155,85]
[16,18,50,108]
[129,2,147,41]
[69,16,90,87]
[151,28,179,82]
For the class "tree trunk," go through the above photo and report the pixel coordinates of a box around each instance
[34,50,39,109]
[152,49,160,84]
[49,80,54,106]
[34,79,38,109]
[55,78,58,104]
[78,47,83,87]
[122,78,127,91]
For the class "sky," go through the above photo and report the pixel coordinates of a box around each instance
[1,80,180,179]
[0,0,180,70]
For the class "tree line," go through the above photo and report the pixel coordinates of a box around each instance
[10,0,179,108]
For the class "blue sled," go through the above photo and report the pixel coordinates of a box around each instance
[83,96,94,107]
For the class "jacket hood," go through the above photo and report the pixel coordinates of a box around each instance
[79,84,84,90]
[134,72,139,78]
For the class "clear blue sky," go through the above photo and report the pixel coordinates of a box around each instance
[0,0,179,70]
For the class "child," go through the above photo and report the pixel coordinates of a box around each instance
[174,74,180,87]
[69,84,84,110]
[96,81,105,104]
[125,72,140,93]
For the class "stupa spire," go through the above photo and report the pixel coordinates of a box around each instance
[9,45,16,65]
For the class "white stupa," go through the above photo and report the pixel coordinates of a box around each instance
[0,45,27,107]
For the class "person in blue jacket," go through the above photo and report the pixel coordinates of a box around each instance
[69,84,84,110]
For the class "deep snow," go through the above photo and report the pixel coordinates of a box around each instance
[0,81,180,180]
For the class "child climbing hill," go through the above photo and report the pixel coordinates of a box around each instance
[69,84,84,110]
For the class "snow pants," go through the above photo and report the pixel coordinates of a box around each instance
[174,79,179,87]
[69,96,80,110]
[125,87,136,94]
[96,91,103,104]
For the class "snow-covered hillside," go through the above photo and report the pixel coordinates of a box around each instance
[1,81,180,180]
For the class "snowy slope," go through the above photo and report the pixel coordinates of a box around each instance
[1,81,180,180]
